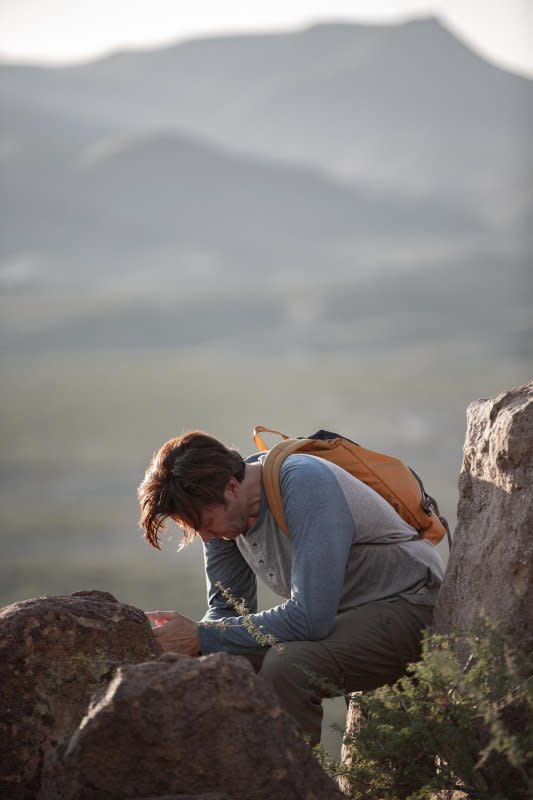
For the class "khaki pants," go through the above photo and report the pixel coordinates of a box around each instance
[246,598,433,746]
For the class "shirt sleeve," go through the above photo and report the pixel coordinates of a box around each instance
[198,455,355,654]
[200,537,258,623]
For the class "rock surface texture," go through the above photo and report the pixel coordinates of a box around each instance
[131,795,231,799]
[0,590,161,800]
[41,651,343,800]
[434,380,533,653]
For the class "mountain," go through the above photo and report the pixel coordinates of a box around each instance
[2,17,532,208]
[1,123,483,291]
[0,16,530,360]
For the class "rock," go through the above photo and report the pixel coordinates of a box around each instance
[41,651,343,800]
[338,694,363,797]
[0,590,161,800]
[132,795,231,799]
[132,795,232,799]
[434,381,533,653]
[339,383,533,797]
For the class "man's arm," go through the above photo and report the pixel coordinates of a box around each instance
[146,536,258,655]
[201,537,258,622]
[198,455,355,654]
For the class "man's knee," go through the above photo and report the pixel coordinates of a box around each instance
[260,641,339,696]
[260,644,302,687]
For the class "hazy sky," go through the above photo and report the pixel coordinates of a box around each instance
[1,0,532,78]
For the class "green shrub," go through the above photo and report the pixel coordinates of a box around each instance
[319,622,533,800]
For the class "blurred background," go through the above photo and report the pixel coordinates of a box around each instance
[1,0,532,753]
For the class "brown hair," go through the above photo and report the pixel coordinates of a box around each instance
[137,431,245,549]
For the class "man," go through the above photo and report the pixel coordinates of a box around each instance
[138,430,444,746]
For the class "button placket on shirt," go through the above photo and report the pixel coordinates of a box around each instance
[250,541,265,567]
[247,536,276,584]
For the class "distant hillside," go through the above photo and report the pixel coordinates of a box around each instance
[2,17,532,205]
[1,121,484,290]
[0,15,531,363]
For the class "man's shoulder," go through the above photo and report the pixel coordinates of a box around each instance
[280,452,342,474]
[280,452,327,473]
[277,453,355,531]
[279,453,343,493]
[279,453,371,505]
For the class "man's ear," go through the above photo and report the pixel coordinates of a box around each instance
[224,477,240,499]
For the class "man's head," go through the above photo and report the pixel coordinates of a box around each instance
[138,431,246,549]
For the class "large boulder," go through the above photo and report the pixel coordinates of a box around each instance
[434,380,533,652]
[40,651,343,800]
[340,382,533,797]
[130,796,231,799]
[0,590,161,800]
[131,795,231,799]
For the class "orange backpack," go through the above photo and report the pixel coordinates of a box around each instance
[254,426,451,547]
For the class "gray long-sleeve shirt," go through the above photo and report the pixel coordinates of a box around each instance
[197,453,444,654]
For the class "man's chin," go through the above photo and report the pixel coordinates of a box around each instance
[221,530,243,541]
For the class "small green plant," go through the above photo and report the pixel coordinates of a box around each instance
[214,581,284,650]
[319,622,532,800]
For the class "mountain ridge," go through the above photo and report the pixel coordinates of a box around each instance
[0,15,530,327]
[2,15,530,200]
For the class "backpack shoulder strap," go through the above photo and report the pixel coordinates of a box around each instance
[262,439,304,534]
[261,437,342,535]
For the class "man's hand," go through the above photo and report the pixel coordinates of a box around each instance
[145,610,201,656]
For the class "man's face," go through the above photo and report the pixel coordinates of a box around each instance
[195,478,248,543]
